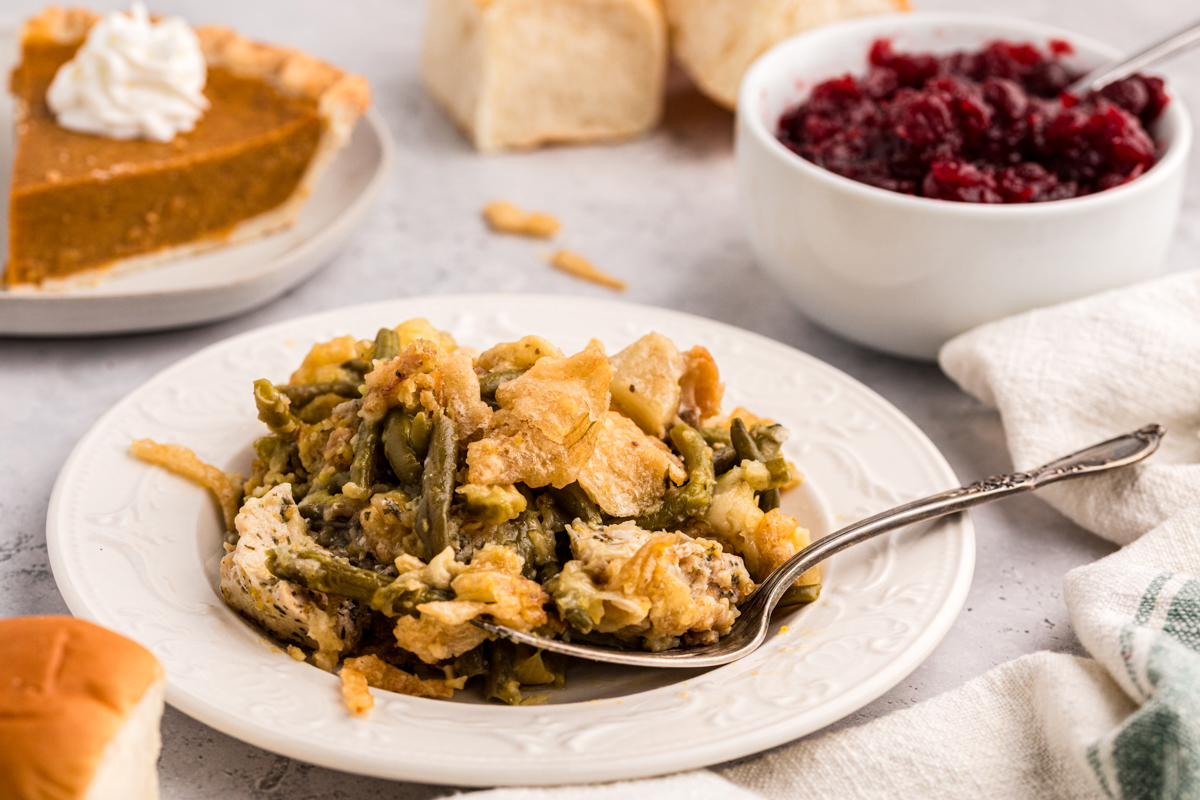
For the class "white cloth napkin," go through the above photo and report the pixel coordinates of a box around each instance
[939,270,1200,546]
[453,270,1200,800]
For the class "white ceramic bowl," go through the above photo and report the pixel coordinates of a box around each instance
[736,13,1192,360]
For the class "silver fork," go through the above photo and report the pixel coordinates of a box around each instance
[473,424,1164,668]
[1067,18,1200,96]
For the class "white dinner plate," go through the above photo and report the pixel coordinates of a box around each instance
[47,295,974,786]
[0,29,393,337]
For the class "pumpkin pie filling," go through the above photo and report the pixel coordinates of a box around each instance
[5,9,369,288]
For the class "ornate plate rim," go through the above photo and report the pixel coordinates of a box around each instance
[46,295,974,786]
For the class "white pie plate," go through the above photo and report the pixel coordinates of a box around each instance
[0,29,393,337]
[47,295,974,787]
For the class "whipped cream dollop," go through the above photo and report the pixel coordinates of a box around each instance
[46,2,209,142]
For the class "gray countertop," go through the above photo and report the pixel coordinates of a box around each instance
[1,0,1196,796]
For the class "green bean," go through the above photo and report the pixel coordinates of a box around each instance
[370,581,449,617]
[275,381,362,408]
[537,562,563,584]
[253,379,300,437]
[253,435,288,471]
[382,409,423,487]
[297,490,334,519]
[712,444,739,475]
[484,639,523,706]
[409,411,431,459]
[372,327,401,363]
[450,646,489,680]
[502,506,556,578]
[550,484,603,527]
[752,425,791,503]
[730,417,763,462]
[562,605,597,633]
[700,426,732,448]
[295,394,348,424]
[342,357,372,377]
[535,493,570,534]
[415,410,459,560]
[313,470,350,495]
[538,650,567,690]
[634,424,715,531]
[478,369,527,401]
[777,583,821,607]
[751,424,788,459]
[758,456,791,489]
[349,417,383,494]
[266,548,448,616]
[731,418,790,510]
[266,549,390,602]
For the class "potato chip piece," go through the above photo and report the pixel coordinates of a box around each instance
[290,335,367,385]
[393,613,491,663]
[467,343,613,488]
[577,411,686,517]
[609,333,687,439]
[395,318,458,353]
[476,335,564,372]
[441,351,493,440]
[678,345,725,427]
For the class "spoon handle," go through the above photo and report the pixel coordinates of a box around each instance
[758,424,1165,607]
[1068,19,1200,95]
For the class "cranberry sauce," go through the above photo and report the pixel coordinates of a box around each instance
[777,39,1169,203]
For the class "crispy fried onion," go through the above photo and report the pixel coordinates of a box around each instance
[466,343,613,489]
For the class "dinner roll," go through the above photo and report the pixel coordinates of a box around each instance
[0,616,165,800]
[422,0,667,151]
[664,0,909,109]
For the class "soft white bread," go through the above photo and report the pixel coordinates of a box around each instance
[423,0,668,151]
[0,616,165,800]
[664,0,909,109]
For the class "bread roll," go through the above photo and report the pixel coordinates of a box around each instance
[423,0,667,151]
[664,0,909,109]
[0,616,165,800]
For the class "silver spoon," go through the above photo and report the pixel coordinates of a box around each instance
[1067,19,1200,96]
[474,424,1164,668]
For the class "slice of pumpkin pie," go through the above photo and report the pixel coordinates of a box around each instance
[6,5,370,288]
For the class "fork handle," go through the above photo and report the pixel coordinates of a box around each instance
[756,424,1165,609]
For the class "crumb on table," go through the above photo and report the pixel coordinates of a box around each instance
[548,250,627,291]
[483,200,561,238]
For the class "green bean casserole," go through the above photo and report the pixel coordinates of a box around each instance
[133,319,821,710]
